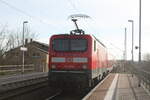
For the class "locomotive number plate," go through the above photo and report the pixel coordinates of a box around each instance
[66,58,73,62]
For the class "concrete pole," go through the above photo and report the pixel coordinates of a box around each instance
[128,20,134,62]
[22,21,28,74]
[124,28,127,72]
[139,0,141,63]
[125,28,127,61]
[132,21,134,62]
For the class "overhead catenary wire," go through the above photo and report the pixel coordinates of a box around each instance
[66,0,79,12]
[83,20,124,53]
[0,0,33,18]
[0,0,62,31]
[66,0,91,32]
[66,0,123,55]
[0,0,124,56]
[66,0,123,60]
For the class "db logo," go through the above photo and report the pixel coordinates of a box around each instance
[66,58,73,62]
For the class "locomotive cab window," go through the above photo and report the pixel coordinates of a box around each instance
[52,39,69,51]
[52,38,87,52]
[70,39,87,51]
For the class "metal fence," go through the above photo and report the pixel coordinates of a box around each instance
[0,64,34,74]
[126,63,150,93]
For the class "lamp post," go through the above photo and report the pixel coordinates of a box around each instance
[139,0,141,63]
[137,0,142,87]
[22,21,28,74]
[124,28,127,61]
[124,28,127,72]
[128,20,134,62]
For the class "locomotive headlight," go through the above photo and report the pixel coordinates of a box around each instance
[51,65,56,69]
[82,65,87,69]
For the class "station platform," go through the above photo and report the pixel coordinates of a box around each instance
[83,73,150,100]
[0,72,47,85]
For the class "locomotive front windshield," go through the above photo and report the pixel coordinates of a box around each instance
[52,38,87,52]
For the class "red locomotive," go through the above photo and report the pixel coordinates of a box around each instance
[48,17,113,91]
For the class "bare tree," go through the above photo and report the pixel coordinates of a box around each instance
[0,25,8,56]
[0,24,9,64]
[0,25,38,65]
[6,27,38,49]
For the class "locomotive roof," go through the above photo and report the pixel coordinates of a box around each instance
[52,34,87,36]
[52,34,106,48]
[92,35,106,48]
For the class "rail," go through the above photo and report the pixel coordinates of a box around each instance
[45,90,62,100]
[126,63,150,93]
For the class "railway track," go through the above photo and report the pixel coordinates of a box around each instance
[45,74,110,100]
[0,72,110,100]
[0,72,49,100]
[45,90,84,100]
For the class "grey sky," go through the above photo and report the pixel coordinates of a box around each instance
[0,0,150,60]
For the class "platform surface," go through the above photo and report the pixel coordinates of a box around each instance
[114,74,150,100]
[83,73,150,100]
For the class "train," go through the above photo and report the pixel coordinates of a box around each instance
[48,34,113,90]
[48,17,113,92]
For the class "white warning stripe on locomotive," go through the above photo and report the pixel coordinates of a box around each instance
[51,57,65,62]
[73,57,88,63]
[51,57,88,63]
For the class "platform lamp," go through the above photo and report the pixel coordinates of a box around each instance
[21,21,28,74]
[128,20,134,62]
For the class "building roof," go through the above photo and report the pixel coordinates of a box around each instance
[6,40,49,54]
[30,41,49,53]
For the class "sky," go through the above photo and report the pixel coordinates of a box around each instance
[0,0,150,61]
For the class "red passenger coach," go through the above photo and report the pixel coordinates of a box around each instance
[48,33,112,90]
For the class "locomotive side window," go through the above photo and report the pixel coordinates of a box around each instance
[94,40,96,51]
[52,38,87,52]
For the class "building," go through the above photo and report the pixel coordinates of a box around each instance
[4,39,49,72]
